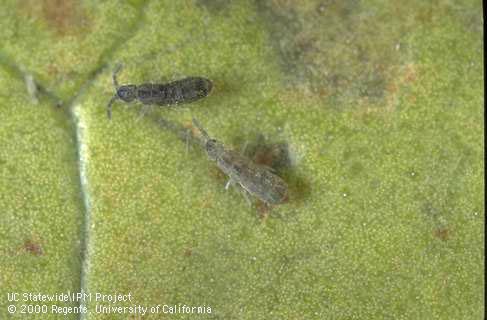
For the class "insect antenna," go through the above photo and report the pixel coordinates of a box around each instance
[106,63,124,120]
[112,63,123,88]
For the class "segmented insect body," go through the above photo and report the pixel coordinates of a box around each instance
[107,65,212,119]
[136,78,212,105]
[192,118,288,205]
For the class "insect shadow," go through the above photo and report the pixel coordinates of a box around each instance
[106,64,212,119]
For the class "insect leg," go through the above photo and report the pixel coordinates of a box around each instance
[225,179,252,206]
[106,95,118,119]
[225,178,235,190]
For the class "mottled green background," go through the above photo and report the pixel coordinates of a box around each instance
[0,0,483,319]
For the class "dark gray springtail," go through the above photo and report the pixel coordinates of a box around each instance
[106,64,212,119]
[192,118,289,205]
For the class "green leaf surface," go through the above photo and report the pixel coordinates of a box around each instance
[1,0,483,319]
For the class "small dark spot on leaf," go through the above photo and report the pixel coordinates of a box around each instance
[415,7,433,24]
[256,201,271,220]
[209,166,227,185]
[15,0,90,36]
[46,63,60,76]
[42,0,87,35]
[434,227,451,241]
[23,239,43,256]
[183,248,193,257]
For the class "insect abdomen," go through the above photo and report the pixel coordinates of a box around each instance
[161,77,212,105]
[137,77,212,106]
[217,151,288,204]
[241,169,288,204]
